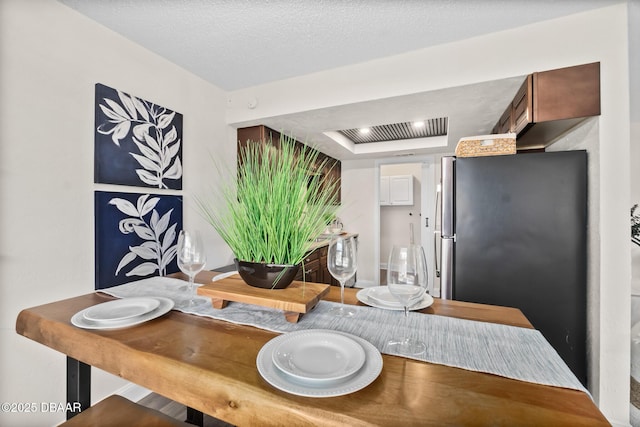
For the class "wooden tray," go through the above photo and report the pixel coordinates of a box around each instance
[197,275,330,323]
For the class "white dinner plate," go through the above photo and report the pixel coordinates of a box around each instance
[272,330,365,384]
[257,329,383,398]
[71,297,174,330]
[356,287,434,311]
[367,286,404,307]
[83,297,160,322]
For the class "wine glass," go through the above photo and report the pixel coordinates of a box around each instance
[327,236,358,317]
[387,244,428,355]
[177,230,207,308]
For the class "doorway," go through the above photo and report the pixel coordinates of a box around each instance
[375,157,437,294]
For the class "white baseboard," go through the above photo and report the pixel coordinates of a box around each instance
[115,382,152,402]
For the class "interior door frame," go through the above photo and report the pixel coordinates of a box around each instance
[374,155,436,292]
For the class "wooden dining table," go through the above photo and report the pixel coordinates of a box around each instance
[16,271,609,426]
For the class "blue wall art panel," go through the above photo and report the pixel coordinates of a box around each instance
[95,191,183,289]
[94,83,183,189]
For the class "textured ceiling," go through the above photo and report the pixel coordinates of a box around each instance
[57,0,618,91]
[56,0,621,159]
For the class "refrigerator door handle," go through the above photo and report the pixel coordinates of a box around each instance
[440,237,454,300]
[434,231,440,278]
[439,156,455,300]
[441,157,455,238]
[434,188,440,278]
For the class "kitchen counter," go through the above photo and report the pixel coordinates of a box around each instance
[308,232,358,251]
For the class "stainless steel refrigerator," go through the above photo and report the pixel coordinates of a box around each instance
[440,150,588,386]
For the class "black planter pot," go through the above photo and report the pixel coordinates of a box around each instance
[234,259,300,289]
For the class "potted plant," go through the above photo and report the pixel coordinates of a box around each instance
[197,133,340,289]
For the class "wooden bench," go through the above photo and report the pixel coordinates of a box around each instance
[59,395,192,427]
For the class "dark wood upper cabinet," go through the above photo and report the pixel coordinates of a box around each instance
[495,103,514,135]
[492,62,600,151]
[512,75,534,135]
[533,62,600,122]
[236,125,281,165]
[237,125,341,204]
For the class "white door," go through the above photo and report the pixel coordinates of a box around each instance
[376,158,436,289]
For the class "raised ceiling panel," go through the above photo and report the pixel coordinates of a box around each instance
[338,118,448,144]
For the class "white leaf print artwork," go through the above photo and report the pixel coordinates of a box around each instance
[110,194,178,278]
[96,84,182,189]
[108,198,138,217]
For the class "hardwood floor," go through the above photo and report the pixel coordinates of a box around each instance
[137,393,233,427]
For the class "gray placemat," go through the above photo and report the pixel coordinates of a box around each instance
[100,276,587,394]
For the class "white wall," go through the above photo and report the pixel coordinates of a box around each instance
[547,118,602,401]
[629,0,640,423]
[633,119,640,296]
[339,159,377,284]
[0,1,233,425]
[226,4,632,424]
[629,0,640,296]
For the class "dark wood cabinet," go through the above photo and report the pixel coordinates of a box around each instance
[237,125,341,203]
[294,241,359,287]
[299,259,320,283]
[494,104,513,135]
[512,74,534,134]
[492,62,600,151]
[533,62,600,123]
[237,125,280,148]
[294,246,324,284]
[317,245,339,287]
[316,152,341,205]
[299,250,320,283]
[236,125,281,171]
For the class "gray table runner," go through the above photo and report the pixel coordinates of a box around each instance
[100,276,587,394]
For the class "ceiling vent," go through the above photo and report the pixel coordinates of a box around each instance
[338,117,448,144]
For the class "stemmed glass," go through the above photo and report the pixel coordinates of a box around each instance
[387,244,428,355]
[177,230,207,308]
[327,236,358,317]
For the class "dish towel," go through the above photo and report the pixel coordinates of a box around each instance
[100,276,587,394]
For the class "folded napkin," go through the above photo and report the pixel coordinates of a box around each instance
[100,276,587,394]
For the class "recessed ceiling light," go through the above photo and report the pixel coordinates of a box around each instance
[337,117,448,144]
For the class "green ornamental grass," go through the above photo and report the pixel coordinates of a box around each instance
[197,134,339,267]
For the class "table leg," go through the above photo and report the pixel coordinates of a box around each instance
[66,356,90,420]
[186,407,204,426]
